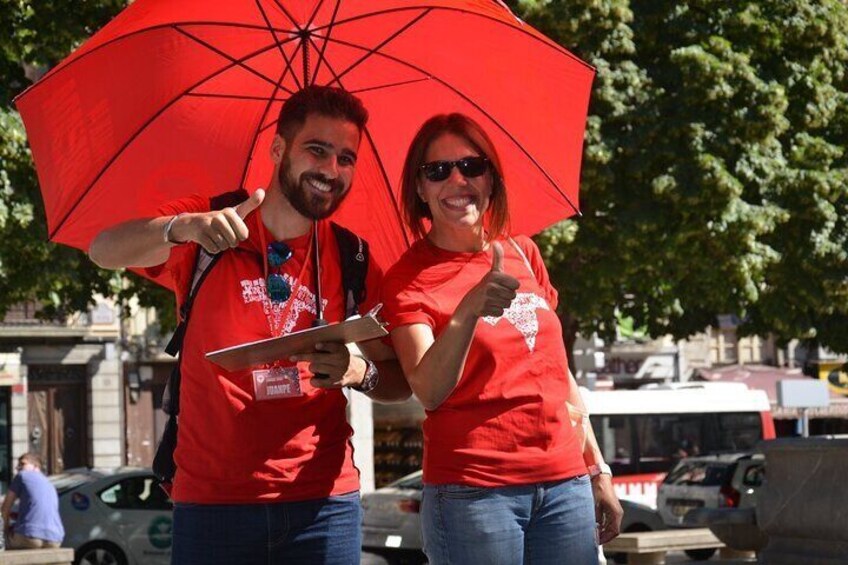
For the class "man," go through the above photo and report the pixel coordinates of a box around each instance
[89,86,410,564]
[1,453,64,549]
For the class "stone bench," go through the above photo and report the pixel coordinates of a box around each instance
[0,548,74,565]
[603,528,725,564]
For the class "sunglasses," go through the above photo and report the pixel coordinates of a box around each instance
[267,241,293,303]
[420,156,490,182]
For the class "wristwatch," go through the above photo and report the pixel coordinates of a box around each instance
[588,462,613,479]
[351,358,379,394]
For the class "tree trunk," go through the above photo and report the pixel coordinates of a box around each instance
[560,308,579,374]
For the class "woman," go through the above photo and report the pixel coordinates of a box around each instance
[381,114,622,564]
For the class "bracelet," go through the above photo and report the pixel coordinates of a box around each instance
[351,358,379,394]
[163,213,185,244]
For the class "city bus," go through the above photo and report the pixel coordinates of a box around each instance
[580,383,775,508]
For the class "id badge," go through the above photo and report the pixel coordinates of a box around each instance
[252,366,302,400]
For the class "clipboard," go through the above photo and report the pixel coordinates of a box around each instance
[205,304,389,372]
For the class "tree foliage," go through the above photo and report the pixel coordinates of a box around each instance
[0,0,173,325]
[516,0,848,353]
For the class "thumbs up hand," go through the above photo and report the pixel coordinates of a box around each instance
[457,242,520,320]
[170,189,265,254]
[234,189,265,220]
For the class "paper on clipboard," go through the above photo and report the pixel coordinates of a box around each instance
[205,304,388,372]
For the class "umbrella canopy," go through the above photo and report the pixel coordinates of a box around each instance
[15,0,594,283]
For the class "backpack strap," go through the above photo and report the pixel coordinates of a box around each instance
[163,189,248,358]
[154,189,247,487]
[331,222,370,319]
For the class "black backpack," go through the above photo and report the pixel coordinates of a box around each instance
[152,189,370,489]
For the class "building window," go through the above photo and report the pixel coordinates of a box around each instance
[711,329,739,364]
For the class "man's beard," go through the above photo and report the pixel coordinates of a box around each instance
[278,155,349,220]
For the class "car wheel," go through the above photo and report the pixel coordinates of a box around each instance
[684,547,717,561]
[74,541,128,565]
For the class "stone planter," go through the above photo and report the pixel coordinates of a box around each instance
[757,436,848,565]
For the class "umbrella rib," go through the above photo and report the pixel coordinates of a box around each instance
[14,22,308,102]
[47,34,305,240]
[324,9,432,87]
[236,42,297,192]
[258,116,283,135]
[347,77,432,95]
[237,97,278,191]
[309,0,343,86]
[309,6,593,72]
[359,125,412,250]
[306,0,330,30]
[255,0,303,91]
[184,92,288,102]
[174,26,293,93]
[317,33,580,216]
[306,37,410,250]
[361,124,412,250]
[267,0,302,32]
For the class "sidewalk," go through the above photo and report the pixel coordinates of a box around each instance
[361,550,757,564]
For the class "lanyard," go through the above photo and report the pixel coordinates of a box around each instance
[256,208,315,340]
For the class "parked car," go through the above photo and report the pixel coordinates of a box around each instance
[362,471,425,565]
[362,470,668,565]
[657,452,765,560]
[50,467,173,565]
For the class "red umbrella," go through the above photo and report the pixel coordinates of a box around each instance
[15,0,593,282]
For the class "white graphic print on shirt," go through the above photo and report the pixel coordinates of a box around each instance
[241,275,328,335]
[481,292,550,352]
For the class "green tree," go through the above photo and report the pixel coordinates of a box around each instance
[0,0,173,325]
[516,0,848,354]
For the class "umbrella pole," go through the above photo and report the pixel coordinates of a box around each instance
[299,31,311,87]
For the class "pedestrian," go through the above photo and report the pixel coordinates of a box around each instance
[89,85,411,564]
[1,453,64,549]
[381,113,623,564]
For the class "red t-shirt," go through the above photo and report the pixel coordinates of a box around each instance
[381,236,587,487]
[148,194,383,503]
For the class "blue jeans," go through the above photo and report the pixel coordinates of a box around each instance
[421,475,598,565]
[172,491,361,565]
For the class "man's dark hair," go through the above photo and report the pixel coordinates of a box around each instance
[276,86,368,142]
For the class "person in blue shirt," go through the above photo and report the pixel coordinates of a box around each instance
[1,453,64,549]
